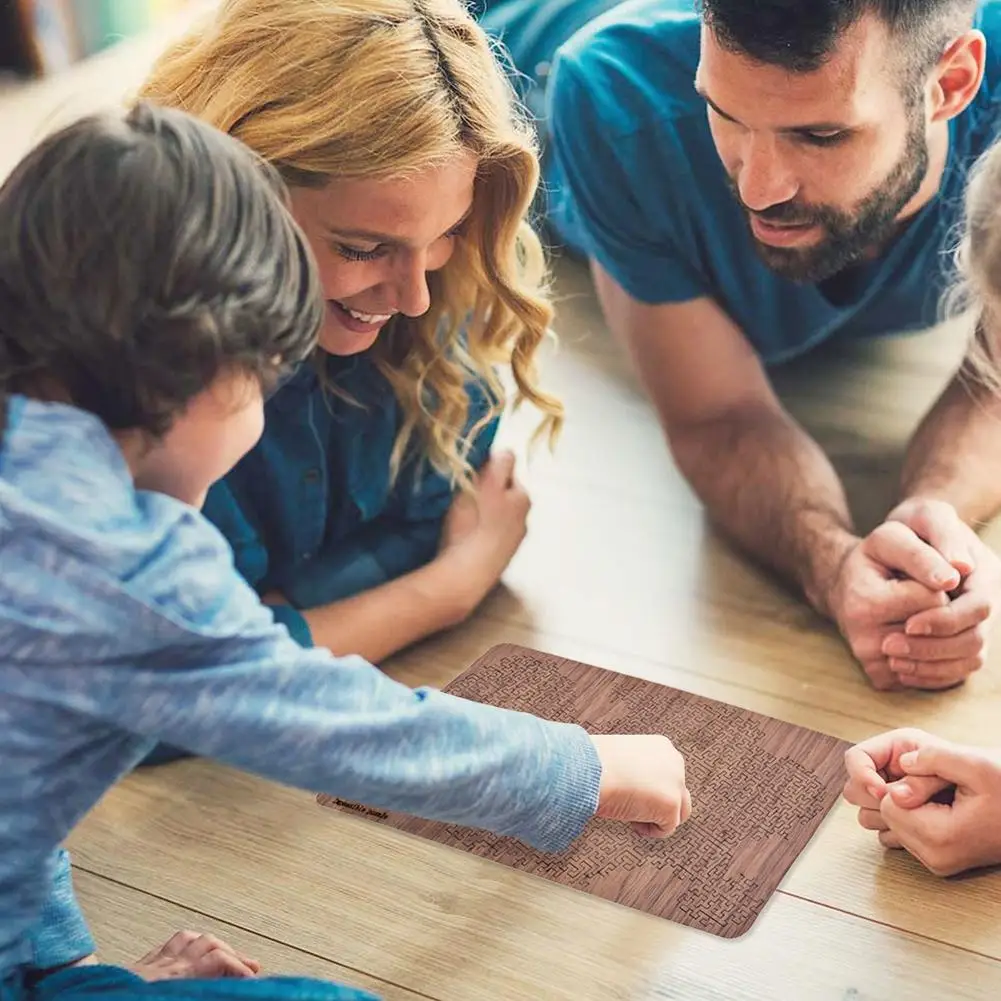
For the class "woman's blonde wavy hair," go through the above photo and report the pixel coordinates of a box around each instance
[136,0,562,486]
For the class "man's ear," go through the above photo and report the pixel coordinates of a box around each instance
[929,29,986,124]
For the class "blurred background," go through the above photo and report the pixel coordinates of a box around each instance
[0,0,196,77]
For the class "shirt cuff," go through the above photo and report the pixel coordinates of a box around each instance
[28,850,96,973]
[521,723,603,854]
[268,603,314,648]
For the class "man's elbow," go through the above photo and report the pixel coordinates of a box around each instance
[661,401,784,473]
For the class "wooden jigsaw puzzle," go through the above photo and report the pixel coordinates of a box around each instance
[318,643,851,938]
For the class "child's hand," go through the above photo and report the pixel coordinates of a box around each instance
[438,450,531,615]
[878,742,1001,876]
[843,728,952,837]
[590,734,692,837]
[130,931,261,981]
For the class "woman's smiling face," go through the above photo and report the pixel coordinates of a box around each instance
[288,152,477,356]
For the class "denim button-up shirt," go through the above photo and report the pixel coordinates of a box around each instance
[202,355,498,645]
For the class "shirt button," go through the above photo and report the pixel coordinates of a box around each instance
[302,467,321,485]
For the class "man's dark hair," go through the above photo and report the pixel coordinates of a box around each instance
[698,0,977,85]
[0,101,322,437]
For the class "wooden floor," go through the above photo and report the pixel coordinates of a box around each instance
[5,19,1001,1001]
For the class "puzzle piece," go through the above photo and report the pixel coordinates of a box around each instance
[318,644,850,938]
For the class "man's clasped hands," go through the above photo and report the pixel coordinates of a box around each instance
[827,498,1000,692]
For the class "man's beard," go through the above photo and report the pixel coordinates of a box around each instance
[729,111,930,284]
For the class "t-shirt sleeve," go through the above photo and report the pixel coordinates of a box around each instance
[546,52,708,305]
[52,511,600,855]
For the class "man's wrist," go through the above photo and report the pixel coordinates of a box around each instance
[800,525,859,620]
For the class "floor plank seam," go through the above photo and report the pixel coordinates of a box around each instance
[73,866,443,1001]
[775,889,1001,962]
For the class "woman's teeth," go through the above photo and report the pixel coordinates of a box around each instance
[336,302,393,324]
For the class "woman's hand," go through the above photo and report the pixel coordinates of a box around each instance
[438,449,531,619]
[287,450,531,663]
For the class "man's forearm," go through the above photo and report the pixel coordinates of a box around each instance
[668,405,857,616]
[900,368,1001,527]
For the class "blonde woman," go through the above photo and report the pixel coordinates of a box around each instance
[136,0,562,701]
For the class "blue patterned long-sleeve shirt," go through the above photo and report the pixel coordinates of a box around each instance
[0,395,601,983]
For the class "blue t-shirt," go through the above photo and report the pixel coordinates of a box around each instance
[480,0,1001,364]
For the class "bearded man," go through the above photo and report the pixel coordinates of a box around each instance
[480,0,1001,691]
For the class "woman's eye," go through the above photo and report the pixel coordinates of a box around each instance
[334,243,384,262]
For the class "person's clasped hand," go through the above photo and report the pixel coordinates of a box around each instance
[883,499,1000,689]
[844,728,1001,876]
[826,499,998,690]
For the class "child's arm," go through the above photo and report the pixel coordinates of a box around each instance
[82,627,600,852]
[22,496,687,849]
[57,515,597,852]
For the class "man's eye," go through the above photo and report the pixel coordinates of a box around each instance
[802,131,848,147]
